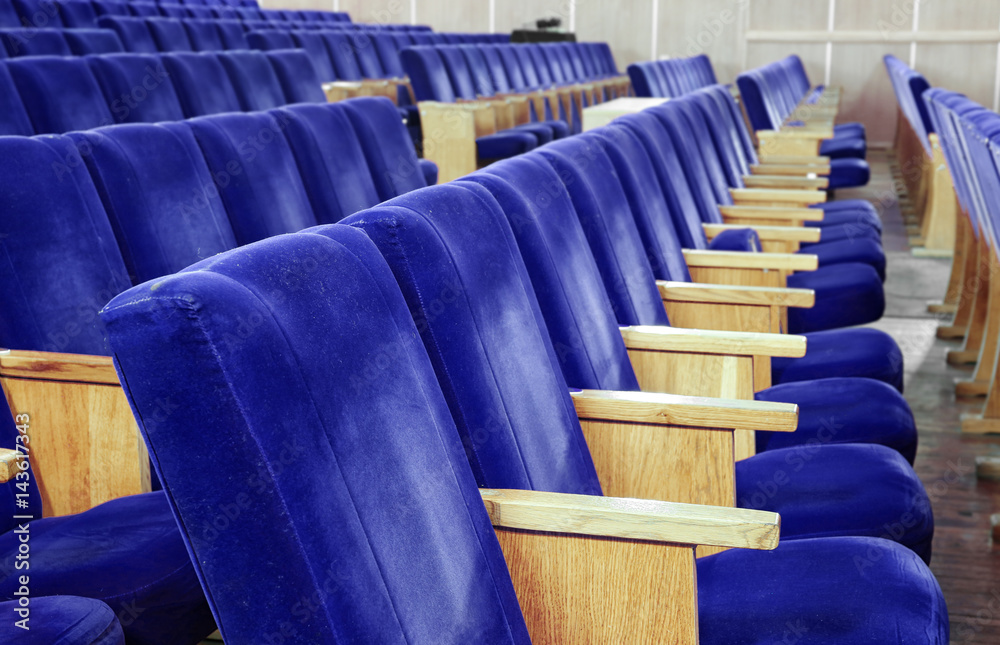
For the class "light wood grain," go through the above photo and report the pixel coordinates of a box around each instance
[683,249,818,271]
[743,175,829,190]
[621,324,806,357]
[2,376,149,517]
[0,448,22,484]
[659,280,815,307]
[704,223,821,244]
[920,134,958,252]
[755,155,830,165]
[482,488,780,548]
[417,102,478,183]
[0,350,119,385]
[495,526,699,644]
[730,188,828,206]
[750,163,831,176]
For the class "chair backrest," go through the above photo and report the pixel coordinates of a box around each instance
[342,184,604,495]
[213,19,248,49]
[277,102,383,223]
[290,30,337,82]
[436,45,478,99]
[321,30,364,81]
[103,225,530,645]
[0,135,131,354]
[69,121,237,283]
[341,96,428,200]
[1,29,71,57]
[400,45,455,102]
[372,32,403,77]
[98,15,158,53]
[7,56,114,133]
[183,18,224,51]
[264,49,325,103]
[0,64,34,134]
[161,51,242,116]
[64,28,125,54]
[218,49,286,110]
[146,17,193,51]
[185,110,318,243]
[86,52,185,123]
[56,0,100,28]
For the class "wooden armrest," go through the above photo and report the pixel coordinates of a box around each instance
[0,349,118,385]
[656,281,815,309]
[718,204,824,223]
[729,188,827,205]
[621,324,806,358]
[482,488,780,549]
[742,175,829,190]
[755,155,830,165]
[571,389,797,433]
[704,223,821,243]
[750,163,831,177]
[0,447,24,484]
[758,128,834,140]
[683,249,818,272]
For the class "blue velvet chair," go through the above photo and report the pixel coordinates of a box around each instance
[161,51,242,116]
[6,56,114,133]
[290,30,337,81]
[97,15,159,53]
[86,53,186,124]
[0,63,34,135]
[356,177,931,563]
[182,19,224,51]
[213,19,248,50]
[1,29,71,57]
[218,50,287,111]
[65,28,125,54]
[103,221,947,644]
[146,17,194,51]
[263,49,327,103]
[56,0,101,28]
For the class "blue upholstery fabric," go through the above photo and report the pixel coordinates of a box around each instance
[162,52,241,117]
[820,134,867,159]
[263,49,326,103]
[0,64,33,135]
[736,443,932,560]
[7,56,113,133]
[70,123,237,283]
[322,31,364,81]
[476,130,538,159]
[787,263,886,333]
[828,156,872,189]
[64,28,125,54]
[0,492,215,645]
[214,20,248,50]
[0,136,130,355]
[419,158,438,185]
[341,96,429,200]
[697,537,947,644]
[58,1,101,28]
[182,19,224,51]
[0,596,124,644]
[773,327,904,391]
[756,377,915,460]
[2,29,71,56]
[276,102,383,223]
[102,228,531,644]
[147,18,193,51]
[86,53,185,124]
[218,50,286,111]
[807,237,886,281]
[186,111,318,243]
[98,15,158,53]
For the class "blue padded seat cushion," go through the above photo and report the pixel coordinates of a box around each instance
[697,537,948,644]
[786,262,885,333]
[476,130,537,159]
[819,135,866,160]
[541,118,570,139]
[772,327,904,392]
[827,156,871,189]
[802,237,886,281]
[512,122,554,144]
[756,377,916,462]
[419,158,438,185]
[834,122,866,140]
[735,443,933,561]
[706,228,759,252]
[0,596,124,644]
[0,492,216,644]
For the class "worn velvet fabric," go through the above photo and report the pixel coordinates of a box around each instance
[7,56,113,133]
[186,111,318,244]
[340,186,603,495]
[290,32,337,82]
[276,102,385,223]
[787,263,886,332]
[161,52,241,117]
[341,96,430,200]
[102,228,530,644]
[97,16,158,53]
[697,537,947,644]
[263,49,327,103]
[65,28,125,55]
[182,20,224,52]
[756,377,915,460]
[0,64,33,135]
[0,596,124,645]
[69,122,237,283]
[85,54,185,125]
[0,136,131,355]
[147,18,193,52]
[1,29,71,56]
[0,492,215,644]
[217,50,286,112]
[772,327,904,391]
[214,20,248,50]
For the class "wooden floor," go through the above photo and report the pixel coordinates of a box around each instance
[855,151,1000,643]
